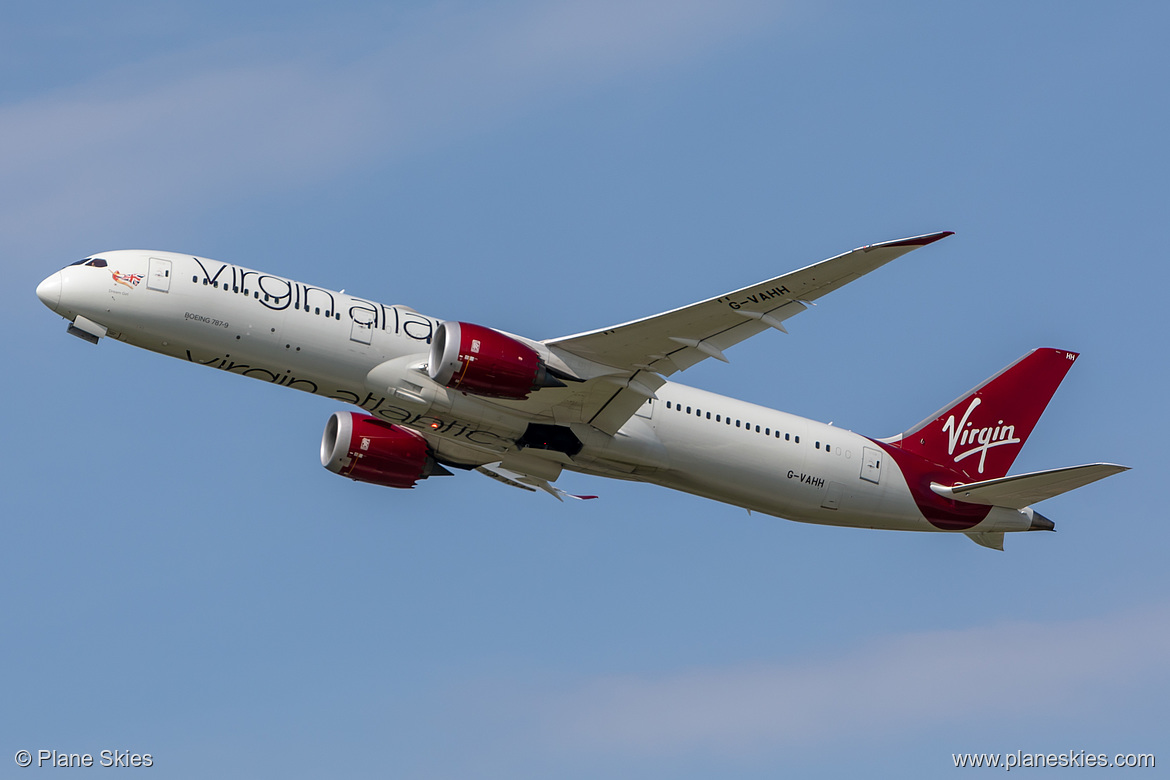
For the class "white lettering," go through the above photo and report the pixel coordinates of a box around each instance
[942,397,1023,473]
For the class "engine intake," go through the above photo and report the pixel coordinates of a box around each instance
[321,411,449,489]
[428,321,565,400]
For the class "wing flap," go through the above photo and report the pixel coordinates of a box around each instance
[932,463,1130,509]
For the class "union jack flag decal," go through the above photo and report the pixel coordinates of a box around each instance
[112,271,143,289]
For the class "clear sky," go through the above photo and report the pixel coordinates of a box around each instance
[3,2,1167,777]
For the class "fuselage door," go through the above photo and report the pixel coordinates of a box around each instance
[147,257,172,292]
[350,315,373,345]
[861,446,882,484]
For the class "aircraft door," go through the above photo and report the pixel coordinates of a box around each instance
[860,446,882,484]
[147,257,172,292]
[350,316,374,345]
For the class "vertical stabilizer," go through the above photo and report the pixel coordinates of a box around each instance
[887,348,1079,481]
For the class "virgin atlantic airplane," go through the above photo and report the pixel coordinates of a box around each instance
[35,231,1126,549]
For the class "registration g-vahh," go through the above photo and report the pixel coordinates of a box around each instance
[36,232,1128,550]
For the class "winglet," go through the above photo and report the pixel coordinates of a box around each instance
[866,231,954,250]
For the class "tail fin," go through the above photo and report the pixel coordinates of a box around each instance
[886,348,1079,481]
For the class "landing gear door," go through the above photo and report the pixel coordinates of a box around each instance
[147,257,172,292]
[861,447,882,484]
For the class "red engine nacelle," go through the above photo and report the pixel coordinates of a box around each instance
[428,321,564,400]
[320,412,447,489]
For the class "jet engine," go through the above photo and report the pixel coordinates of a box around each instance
[428,321,566,400]
[321,411,450,488]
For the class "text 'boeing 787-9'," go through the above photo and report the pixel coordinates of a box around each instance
[36,231,1127,549]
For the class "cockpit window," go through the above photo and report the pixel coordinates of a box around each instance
[69,259,88,266]
[85,258,108,268]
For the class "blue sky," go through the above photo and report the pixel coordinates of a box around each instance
[3,1,1167,777]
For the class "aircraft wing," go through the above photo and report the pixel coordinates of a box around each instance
[543,231,953,433]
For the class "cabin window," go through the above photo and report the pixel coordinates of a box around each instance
[826,444,831,453]
[815,442,820,449]
[706,412,711,419]
[315,307,321,315]
[686,406,691,414]
[755,425,760,433]
[192,276,198,283]
[666,402,672,409]
[795,436,800,443]
[212,281,218,288]
[736,420,741,428]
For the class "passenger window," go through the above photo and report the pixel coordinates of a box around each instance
[826,444,831,453]
[667,402,672,409]
[315,307,321,315]
[706,412,711,419]
[785,433,790,441]
[795,436,800,444]
[686,406,691,414]
[736,420,741,428]
[755,425,760,433]
[816,441,820,449]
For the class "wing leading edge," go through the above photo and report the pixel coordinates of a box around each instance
[544,231,953,433]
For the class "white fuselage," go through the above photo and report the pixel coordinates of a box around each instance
[37,250,1034,535]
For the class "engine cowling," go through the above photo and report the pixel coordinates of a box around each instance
[428,321,563,400]
[320,412,446,488]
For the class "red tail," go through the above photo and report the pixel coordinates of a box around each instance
[886,348,1079,481]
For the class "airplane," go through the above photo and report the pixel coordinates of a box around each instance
[35,231,1127,549]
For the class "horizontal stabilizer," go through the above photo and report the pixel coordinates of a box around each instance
[932,463,1129,509]
[965,531,1005,551]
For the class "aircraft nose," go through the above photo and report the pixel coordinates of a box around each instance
[36,271,62,311]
